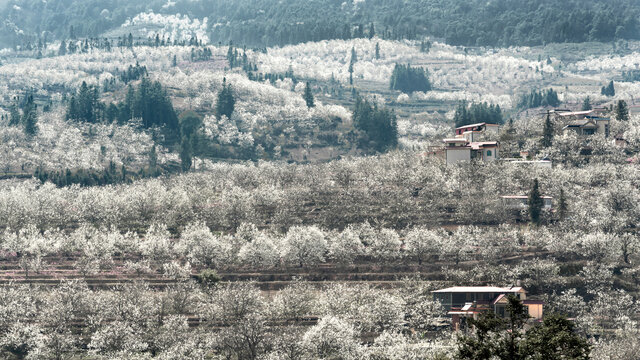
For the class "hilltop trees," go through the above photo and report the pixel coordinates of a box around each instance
[353,96,398,152]
[454,101,503,127]
[389,63,431,93]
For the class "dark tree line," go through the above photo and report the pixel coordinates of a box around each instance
[4,0,640,50]
[389,63,431,93]
[517,88,560,110]
[453,101,503,128]
[353,96,398,152]
[66,78,178,133]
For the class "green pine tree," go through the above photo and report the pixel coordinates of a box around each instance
[541,111,554,148]
[375,42,380,60]
[557,188,568,221]
[581,97,592,110]
[528,179,544,225]
[180,136,193,172]
[615,99,629,121]
[215,78,236,120]
[303,82,315,108]
[22,105,38,137]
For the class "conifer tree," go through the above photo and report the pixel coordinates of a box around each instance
[557,188,568,221]
[601,81,615,96]
[528,179,544,225]
[375,42,380,60]
[581,97,592,110]
[180,136,193,171]
[8,103,20,126]
[541,111,554,148]
[216,78,235,120]
[148,144,158,175]
[303,82,315,108]
[58,40,66,56]
[615,99,629,121]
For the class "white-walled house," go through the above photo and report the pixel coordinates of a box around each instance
[444,138,499,165]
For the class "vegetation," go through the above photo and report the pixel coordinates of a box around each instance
[389,63,431,93]
[453,101,503,128]
[615,100,630,121]
[517,88,560,110]
[457,297,590,360]
[67,78,178,132]
[3,0,640,49]
[353,96,398,152]
[601,80,616,97]
[528,179,544,225]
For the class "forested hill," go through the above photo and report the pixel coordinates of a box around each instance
[1,0,639,49]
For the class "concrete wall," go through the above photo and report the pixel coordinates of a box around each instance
[446,148,471,165]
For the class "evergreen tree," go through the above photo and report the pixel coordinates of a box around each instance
[581,97,592,110]
[148,144,158,175]
[557,188,568,221]
[350,47,357,64]
[348,62,354,85]
[457,298,589,360]
[368,22,375,39]
[601,80,615,96]
[215,78,236,120]
[303,82,315,108]
[8,103,20,126]
[389,63,431,93]
[58,40,66,56]
[172,55,177,67]
[454,101,503,127]
[375,42,380,60]
[521,315,590,360]
[541,112,554,148]
[353,96,398,152]
[615,99,629,121]
[528,179,544,225]
[180,136,193,171]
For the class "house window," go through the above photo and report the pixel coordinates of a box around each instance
[487,150,492,157]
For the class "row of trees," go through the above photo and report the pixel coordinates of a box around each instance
[66,78,179,132]
[4,220,639,274]
[389,63,431,93]
[516,88,560,110]
[453,101,503,127]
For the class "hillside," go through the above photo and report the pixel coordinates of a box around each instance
[1,0,640,49]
